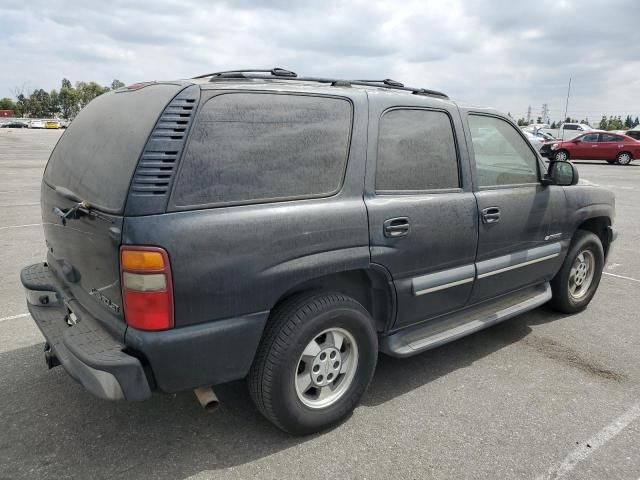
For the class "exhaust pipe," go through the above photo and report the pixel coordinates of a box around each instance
[194,386,220,412]
[44,343,60,369]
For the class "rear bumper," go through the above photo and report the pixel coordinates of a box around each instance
[21,262,270,399]
[21,263,151,401]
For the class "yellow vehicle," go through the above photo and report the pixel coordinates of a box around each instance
[45,121,60,129]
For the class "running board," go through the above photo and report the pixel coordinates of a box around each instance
[381,282,551,358]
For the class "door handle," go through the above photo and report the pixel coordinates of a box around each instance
[383,217,410,238]
[481,207,501,224]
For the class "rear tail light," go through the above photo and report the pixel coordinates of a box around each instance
[120,246,174,331]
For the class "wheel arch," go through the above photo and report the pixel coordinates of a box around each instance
[576,216,612,258]
[268,266,397,333]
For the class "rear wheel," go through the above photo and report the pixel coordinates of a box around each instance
[549,230,604,313]
[616,152,632,165]
[554,150,569,162]
[249,292,378,435]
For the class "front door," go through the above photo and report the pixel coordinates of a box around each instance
[465,112,567,304]
[572,133,601,159]
[365,98,478,329]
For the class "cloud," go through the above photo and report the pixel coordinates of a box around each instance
[0,0,639,121]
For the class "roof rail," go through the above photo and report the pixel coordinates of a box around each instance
[192,68,449,99]
[355,79,404,88]
[192,68,297,79]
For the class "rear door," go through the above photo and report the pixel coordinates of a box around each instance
[464,112,567,304]
[365,96,478,329]
[599,133,625,159]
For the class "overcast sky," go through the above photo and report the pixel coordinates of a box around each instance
[1,0,639,122]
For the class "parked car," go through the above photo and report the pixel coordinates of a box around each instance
[534,130,557,141]
[29,119,45,129]
[625,129,640,141]
[539,122,593,140]
[543,131,640,165]
[524,130,546,151]
[1,120,28,128]
[21,69,616,435]
[45,120,61,129]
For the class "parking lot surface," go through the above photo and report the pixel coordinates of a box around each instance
[1,129,638,480]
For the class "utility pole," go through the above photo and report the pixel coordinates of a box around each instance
[562,77,572,140]
[541,104,549,125]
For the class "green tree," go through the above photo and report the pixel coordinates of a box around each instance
[15,94,29,117]
[598,115,607,130]
[550,121,558,129]
[29,89,51,117]
[634,117,639,127]
[111,79,125,90]
[49,89,60,117]
[0,97,16,110]
[75,81,109,108]
[624,115,633,128]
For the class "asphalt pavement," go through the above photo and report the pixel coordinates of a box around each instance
[0,129,638,480]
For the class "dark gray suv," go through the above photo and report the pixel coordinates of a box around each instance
[21,68,616,434]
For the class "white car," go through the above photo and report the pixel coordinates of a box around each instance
[524,131,545,151]
[29,120,45,129]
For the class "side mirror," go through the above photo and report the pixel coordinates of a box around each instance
[547,160,579,186]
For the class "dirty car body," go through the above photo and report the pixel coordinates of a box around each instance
[21,70,616,434]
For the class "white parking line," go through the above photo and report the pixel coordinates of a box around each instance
[603,272,640,283]
[537,402,640,480]
[0,223,41,230]
[0,313,30,322]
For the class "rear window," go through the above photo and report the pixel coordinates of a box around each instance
[171,93,352,208]
[43,84,182,213]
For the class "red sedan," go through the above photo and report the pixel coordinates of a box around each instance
[545,131,640,165]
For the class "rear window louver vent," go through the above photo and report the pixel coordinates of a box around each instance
[130,88,199,197]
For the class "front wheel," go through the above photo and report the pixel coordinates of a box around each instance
[248,292,378,435]
[616,152,632,165]
[548,230,604,313]
[554,150,569,162]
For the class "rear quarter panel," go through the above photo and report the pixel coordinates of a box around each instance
[122,89,370,326]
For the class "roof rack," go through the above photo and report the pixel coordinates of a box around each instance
[191,68,449,99]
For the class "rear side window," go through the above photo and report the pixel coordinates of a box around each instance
[375,109,459,191]
[564,124,578,130]
[172,93,352,208]
[601,134,623,142]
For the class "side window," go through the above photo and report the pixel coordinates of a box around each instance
[564,124,578,130]
[581,133,600,142]
[602,134,623,142]
[468,115,539,187]
[172,93,352,207]
[376,109,459,191]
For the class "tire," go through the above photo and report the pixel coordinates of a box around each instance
[548,230,604,314]
[554,150,569,162]
[616,152,632,165]
[248,292,378,435]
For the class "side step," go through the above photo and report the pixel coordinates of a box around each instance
[381,282,551,358]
